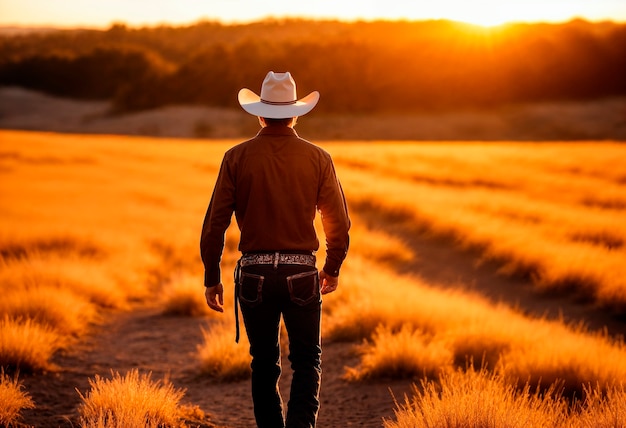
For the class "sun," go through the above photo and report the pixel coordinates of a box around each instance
[439,1,582,27]
[371,0,585,28]
[457,13,511,28]
[342,1,529,28]
[444,4,518,27]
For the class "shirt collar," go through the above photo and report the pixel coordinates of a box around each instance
[257,126,299,138]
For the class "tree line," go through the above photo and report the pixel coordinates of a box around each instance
[1,19,625,114]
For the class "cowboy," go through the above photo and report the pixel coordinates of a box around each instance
[201,71,350,428]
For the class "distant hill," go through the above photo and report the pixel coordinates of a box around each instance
[2,86,624,141]
[0,26,64,35]
[1,19,625,115]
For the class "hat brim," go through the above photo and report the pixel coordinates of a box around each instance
[238,88,319,118]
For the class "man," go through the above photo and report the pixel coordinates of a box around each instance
[201,71,350,428]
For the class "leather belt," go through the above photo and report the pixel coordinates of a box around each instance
[240,252,316,268]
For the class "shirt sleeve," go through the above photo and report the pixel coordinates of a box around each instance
[200,156,235,287]
[317,157,351,277]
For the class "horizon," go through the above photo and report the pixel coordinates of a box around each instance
[1,16,626,31]
[1,0,626,29]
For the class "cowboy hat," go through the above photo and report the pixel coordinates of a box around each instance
[238,71,319,118]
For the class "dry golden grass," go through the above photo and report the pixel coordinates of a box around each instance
[332,142,626,310]
[0,251,119,372]
[197,321,251,381]
[0,256,129,309]
[345,324,453,381]
[575,383,626,427]
[160,273,212,317]
[497,325,626,397]
[329,253,626,400]
[0,370,35,426]
[0,254,128,314]
[77,369,187,428]
[0,317,62,372]
[0,131,229,373]
[384,367,567,428]
[2,130,626,424]
[1,285,96,335]
[384,369,626,427]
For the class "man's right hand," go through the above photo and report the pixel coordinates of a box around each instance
[205,283,224,312]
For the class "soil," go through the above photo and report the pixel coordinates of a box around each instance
[19,225,626,427]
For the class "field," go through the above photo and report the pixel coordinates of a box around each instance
[1,130,625,427]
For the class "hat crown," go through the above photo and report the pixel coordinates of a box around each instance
[260,72,297,104]
[238,71,319,118]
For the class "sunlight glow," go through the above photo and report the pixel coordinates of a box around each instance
[0,0,624,28]
[437,1,598,27]
[344,0,624,27]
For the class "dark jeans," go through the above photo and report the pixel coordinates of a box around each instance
[238,262,322,428]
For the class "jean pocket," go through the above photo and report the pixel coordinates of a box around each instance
[287,270,320,306]
[238,272,264,307]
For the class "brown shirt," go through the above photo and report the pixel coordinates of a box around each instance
[200,125,350,287]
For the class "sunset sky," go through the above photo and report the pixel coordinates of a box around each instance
[1,0,626,28]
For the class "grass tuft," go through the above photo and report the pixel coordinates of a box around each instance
[498,325,626,400]
[0,369,35,426]
[575,382,626,427]
[0,257,128,310]
[345,324,453,381]
[1,286,96,335]
[384,366,567,428]
[0,235,105,262]
[197,321,251,381]
[77,369,186,428]
[0,316,62,372]
[161,275,211,317]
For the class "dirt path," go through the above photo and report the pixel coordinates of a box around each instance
[20,305,413,427]
[20,216,626,427]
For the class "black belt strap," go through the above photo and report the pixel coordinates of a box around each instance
[234,260,241,343]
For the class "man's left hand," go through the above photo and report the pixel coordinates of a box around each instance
[320,270,339,295]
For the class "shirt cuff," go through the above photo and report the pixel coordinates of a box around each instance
[322,260,341,277]
[204,268,221,287]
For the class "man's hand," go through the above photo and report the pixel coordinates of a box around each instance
[205,283,224,312]
[319,270,339,295]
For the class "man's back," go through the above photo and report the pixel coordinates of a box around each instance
[227,126,335,253]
